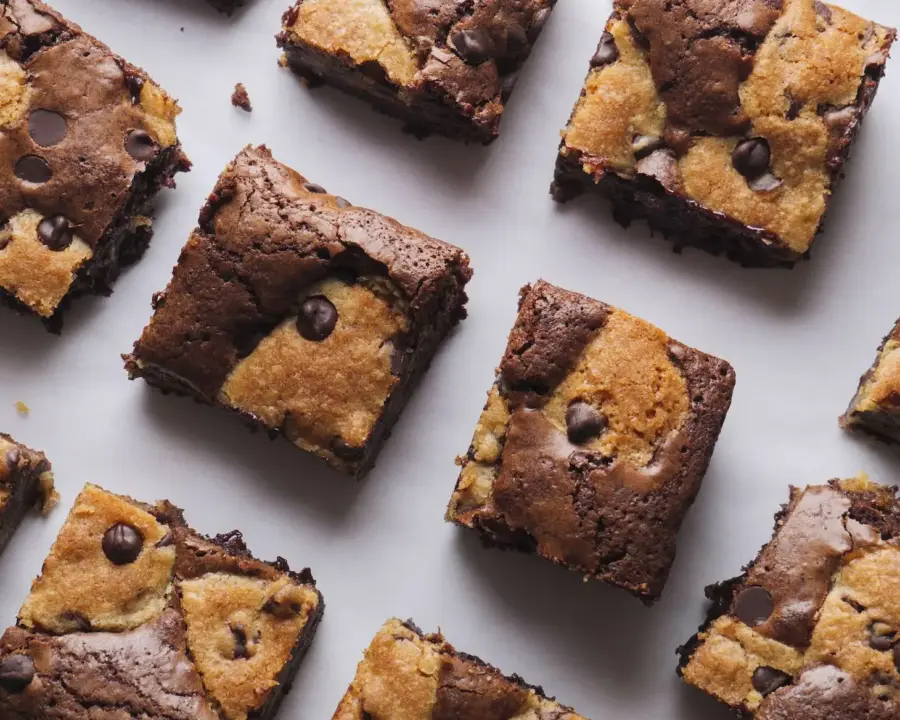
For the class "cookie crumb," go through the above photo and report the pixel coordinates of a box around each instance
[15,401,29,416]
[231,83,252,112]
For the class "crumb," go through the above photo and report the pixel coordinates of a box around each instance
[231,83,252,112]
[15,401,29,416]
[180,27,184,32]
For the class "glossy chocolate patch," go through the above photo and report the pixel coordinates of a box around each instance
[28,109,67,147]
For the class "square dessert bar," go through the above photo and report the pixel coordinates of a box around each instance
[333,618,588,719]
[0,433,55,555]
[125,146,472,478]
[0,484,323,719]
[276,0,557,143]
[0,0,188,331]
[448,281,735,603]
[551,0,896,267]
[679,477,900,718]
[842,316,900,443]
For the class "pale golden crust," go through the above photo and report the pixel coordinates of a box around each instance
[560,0,894,253]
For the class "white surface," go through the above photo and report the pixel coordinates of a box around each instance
[1,0,899,717]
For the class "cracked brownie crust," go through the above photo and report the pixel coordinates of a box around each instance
[276,0,557,143]
[333,618,589,719]
[841,317,900,444]
[0,433,55,555]
[552,0,895,267]
[0,484,324,720]
[0,0,188,330]
[124,146,472,478]
[447,281,735,603]
[678,477,900,719]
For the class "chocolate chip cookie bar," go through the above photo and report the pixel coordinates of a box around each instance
[125,146,472,478]
[841,317,900,444]
[447,281,735,603]
[551,0,896,267]
[333,618,588,719]
[0,434,55,555]
[0,483,323,719]
[0,0,189,331]
[276,0,556,143]
[678,477,900,718]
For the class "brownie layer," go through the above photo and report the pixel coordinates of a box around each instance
[125,146,471,478]
[0,0,188,329]
[552,0,895,267]
[678,478,900,718]
[448,281,735,602]
[333,618,587,719]
[0,434,55,555]
[276,0,556,143]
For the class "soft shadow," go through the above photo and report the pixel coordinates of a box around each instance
[139,387,364,519]
[148,0,257,23]
[675,680,737,720]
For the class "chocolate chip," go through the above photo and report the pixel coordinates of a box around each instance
[566,402,607,444]
[125,130,157,161]
[5,448,20,469]
[752,666,791,697]
[334,196,351,208]
[125,74,145,104]
[102,522,144,565]
[0,655,35,693]
[232,624,248,659]
[451,29,493,65]
[732,138,781,191]
[527,7,550,42]
[590,32,619,68]
[303,182,326,194]
[297,295,338,341]
[263,597,302,619]
[14,155,51,183]
[37,215,74,251]
[733,585,774,627]
[28,109,67,147]
[332,437,364,461]
[870,622,897,651]
[813,0,832,23]
[155,530,175,548]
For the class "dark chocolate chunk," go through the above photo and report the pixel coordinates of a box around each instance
[733,585,774,627]
[14,155,52,183]
[28,109,67,147]
[752,666,791,697]
[303,182,326,194]
[0,654,35,693]
[334,196,351,208]
[232,623,249,659]
[333,437,364,461]
[451,29,493,65]
[125,129,157,161]
[102,522,144,565]
[590,32,619,68]
[732,139,782,191]
[297,295,338,341]
[37,215,74,251]
[813,0,832,23]
[565,401,607,444]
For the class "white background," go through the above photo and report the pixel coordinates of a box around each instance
[1,0,899,717]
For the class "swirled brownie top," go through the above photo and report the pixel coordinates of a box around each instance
[333,618,589,720]
[0,0,184,321]
[0,484,323,720]
[679,477,900,718]
[558,0,895,257]
[448,281,735,602]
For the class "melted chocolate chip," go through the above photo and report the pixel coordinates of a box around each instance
[14,155,52,184]
[752,666,791,697]
[125,130,157,161]
[732,139,782,192]
[451,29,493,65]
[334,196,351,208]
[590,32,619,68]
[566,402,607,444]
[297,295,338,341]
[0,655,35,693]
[28,109,67,147]
[232,624,249,659]
[303,182,326,194]
[37,215,74,251]
[125,74,145,104]
[333,437,364,461]
[102,522,144,565]
[733,585,774,627]
[813,0,832,23]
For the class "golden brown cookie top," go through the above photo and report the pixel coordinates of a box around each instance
[561,0,895,253]
[680,477,900,717]
[0,0,181,316]
[334,618,588,720]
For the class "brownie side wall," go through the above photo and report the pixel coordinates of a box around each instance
[0,465,42,555]
[277,41,496,143]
